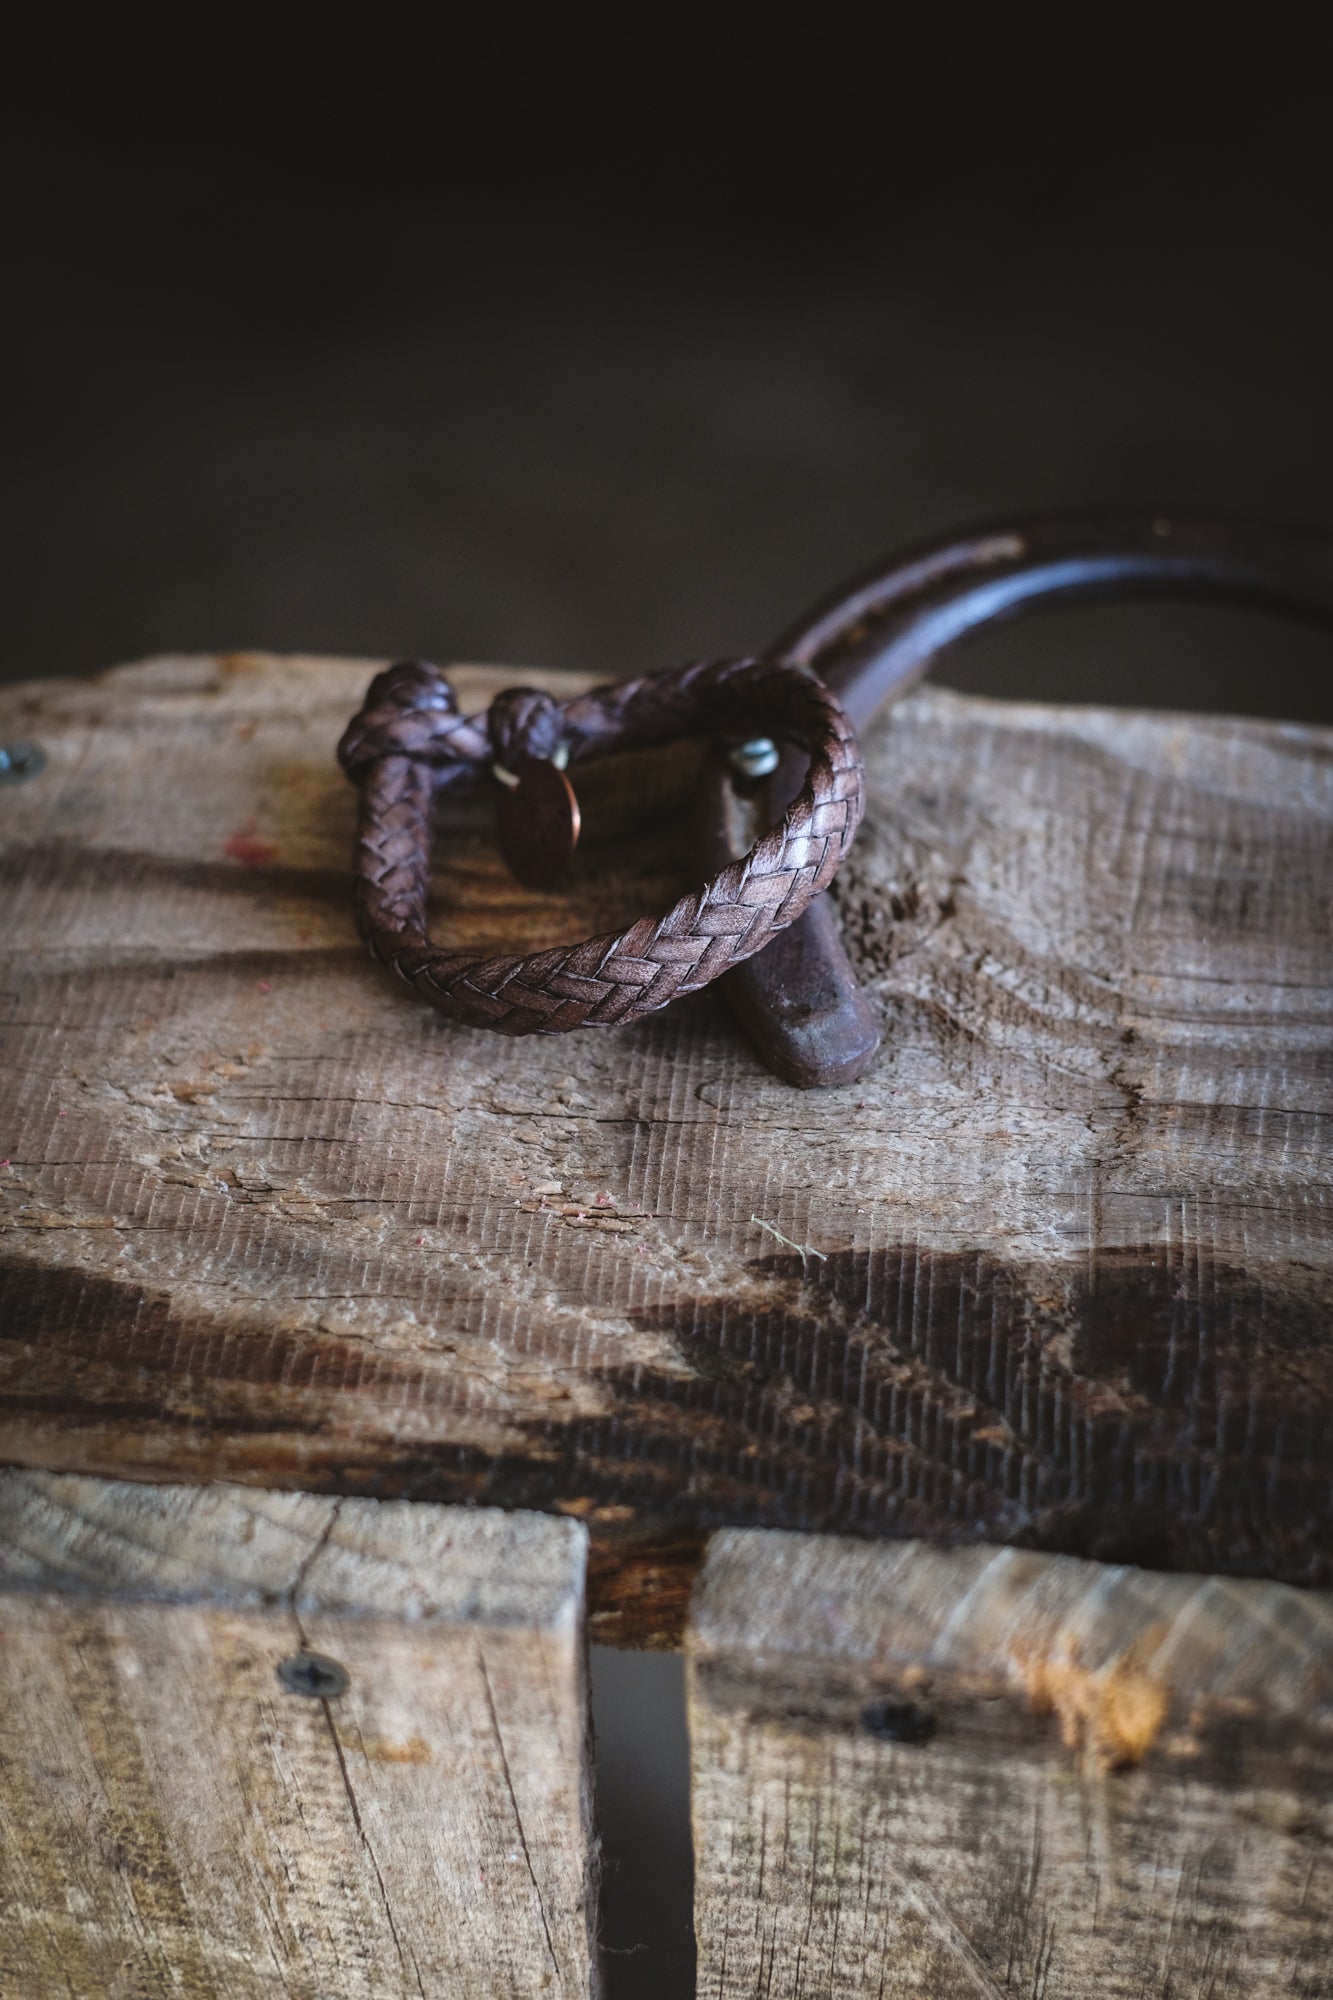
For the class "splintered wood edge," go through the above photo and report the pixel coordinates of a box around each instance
[689,1528,1333,1752]
[0,1470,587,1632]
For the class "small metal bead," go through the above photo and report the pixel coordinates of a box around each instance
[729,737,780,781]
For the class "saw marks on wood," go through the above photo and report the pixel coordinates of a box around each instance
[0,1471,597,1998]
[688,1528,1333,1999]
[1,653,1331,1637]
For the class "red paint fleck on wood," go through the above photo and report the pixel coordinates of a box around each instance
[224,833,276,870]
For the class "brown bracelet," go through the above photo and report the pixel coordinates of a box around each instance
[337,655,865,1036]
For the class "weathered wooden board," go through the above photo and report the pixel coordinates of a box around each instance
[687,1527,1333,1998]
[0,1472,596,1998]
[1,653,1331,1642]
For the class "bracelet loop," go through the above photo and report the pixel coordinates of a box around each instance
[337,656,865,1036]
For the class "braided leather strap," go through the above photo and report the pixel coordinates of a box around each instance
[337,656,865,1035]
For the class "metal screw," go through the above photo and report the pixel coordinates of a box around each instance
[277,1651,350,1699]
[0,742,45,784]
[728,737,780,781]
[860,1697,936,1745]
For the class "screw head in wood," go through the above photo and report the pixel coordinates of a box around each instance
[0,742,44,783]
[860,1697,936,1745]
[278,1651,350,1698]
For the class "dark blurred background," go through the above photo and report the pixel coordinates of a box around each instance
[5,9,1333,715]
[5,10,1332,1993]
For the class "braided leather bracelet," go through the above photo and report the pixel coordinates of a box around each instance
[337,654,865,1035]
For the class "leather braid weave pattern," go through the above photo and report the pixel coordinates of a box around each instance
[337,656,865,1035]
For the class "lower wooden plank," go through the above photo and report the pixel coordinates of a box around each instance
[0,1473,598,1999]
[687,1529,1333,1999]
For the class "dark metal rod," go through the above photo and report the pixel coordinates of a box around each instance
[711,512,1333,1087]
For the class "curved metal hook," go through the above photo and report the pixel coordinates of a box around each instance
[701,513,1333,1086]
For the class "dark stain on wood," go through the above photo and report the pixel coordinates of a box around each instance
[3,1239,1331,1647]
[585,1246,1333,1585]
[0,838,349,909]
[0,1260,446,1405]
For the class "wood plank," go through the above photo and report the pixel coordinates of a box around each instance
[0,1471,597,1998]
[687,1527,1333,1998]
[2,652,1332,1641]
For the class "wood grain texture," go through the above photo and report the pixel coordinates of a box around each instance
[1,653,1331,1641]
[0,1471,597,1998]
[688,1528,1333,1998]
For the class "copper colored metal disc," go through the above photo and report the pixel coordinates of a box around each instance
[497,756,581,890]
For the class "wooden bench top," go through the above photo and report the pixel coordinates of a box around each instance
[2,651,1330,1642]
